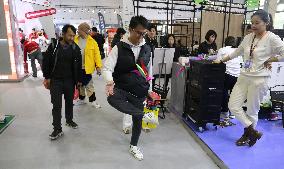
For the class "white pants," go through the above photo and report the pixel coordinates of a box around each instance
[79,78,95,97]
[123,114,132,130]
[228,75,269,128]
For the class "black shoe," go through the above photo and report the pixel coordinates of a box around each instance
[49,129,63,140]
[89,93,97,102]
[236,128,249,146]
[247,125,263,147]
[79,95,85,100]
[66,121,78,129]
[32,75,37,78]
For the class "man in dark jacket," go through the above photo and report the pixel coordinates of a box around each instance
[110,28,126,48]
[145,23,158,50]
[91,27,105,59]
[42,24,82,140]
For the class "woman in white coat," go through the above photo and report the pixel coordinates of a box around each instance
[214,9,284,147]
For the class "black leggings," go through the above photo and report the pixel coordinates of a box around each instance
[107,88,145,146]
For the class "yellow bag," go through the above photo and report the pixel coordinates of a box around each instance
[142,107,159,129]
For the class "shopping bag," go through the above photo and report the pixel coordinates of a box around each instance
[142,91,161,129]
[142,107,159,129]
[147,91,161,106]
[73,88,79,100]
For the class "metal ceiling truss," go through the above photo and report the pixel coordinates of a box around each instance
[55,4,121,10]
[133,0,254,48]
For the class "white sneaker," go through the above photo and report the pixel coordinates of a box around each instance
[129,145,143,161]
[143,112,159,125]
[229,115,235,119]
[91,101,101,108]
[74,99,87,106]
[123,127,131,134]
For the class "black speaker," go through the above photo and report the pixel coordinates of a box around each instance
[185,60,226,129]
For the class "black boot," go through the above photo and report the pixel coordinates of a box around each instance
[79,95,85,100]
[247,125,263,147]
[236,128,249,146]
[89,93,97,102]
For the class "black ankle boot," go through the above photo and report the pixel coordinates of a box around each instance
[236,128,249,146]
[247,125,263,147]
[79,95,85,100]
[89,93,97,102]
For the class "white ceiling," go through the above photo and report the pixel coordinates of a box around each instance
[52,0,123,25]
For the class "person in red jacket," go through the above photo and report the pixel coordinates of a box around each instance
[21,39,43,77]
[29,28,38,40]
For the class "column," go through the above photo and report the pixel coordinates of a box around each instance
[264,0,278,22]
[0,0,25,82]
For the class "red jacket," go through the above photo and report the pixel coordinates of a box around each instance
[29,33,38,40]
[23,41,40,62]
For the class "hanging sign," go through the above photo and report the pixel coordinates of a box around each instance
[117,14,123,27]
[25,8,56,19]
[21,0,52,7]
[98,12,106,34]
[246,0,260,9]
[194,0,205,4]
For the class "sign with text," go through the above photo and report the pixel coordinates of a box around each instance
[21,0,51,7]
[98,12,106,34]
[117,14,123,27]
[25,8,56,19]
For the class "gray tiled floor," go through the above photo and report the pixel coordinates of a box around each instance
[0,72,219,169]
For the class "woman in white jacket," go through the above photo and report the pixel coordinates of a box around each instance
[214,9,284,147]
